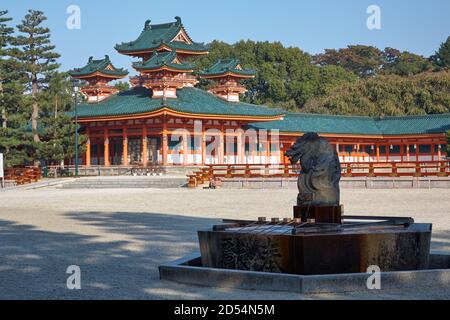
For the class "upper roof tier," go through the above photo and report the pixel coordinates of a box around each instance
[68,55,128,79]
[133,51,194,73]
[115,17,209,57]
[198,59,256,79]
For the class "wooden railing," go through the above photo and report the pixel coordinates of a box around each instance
[4,167,42,186]
[187,161,450,188]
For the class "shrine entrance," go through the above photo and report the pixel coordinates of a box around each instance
[109,137,123,165]
[147,136,161,165]
[128,137,142,165]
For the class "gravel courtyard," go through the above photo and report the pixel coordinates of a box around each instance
[0,186,449,299]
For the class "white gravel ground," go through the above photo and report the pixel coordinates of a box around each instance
[0,187,449,299]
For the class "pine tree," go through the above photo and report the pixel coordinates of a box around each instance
[38,71,86,165]
[15,10,60,143]
[432,36,450,68]
[0,10,35,166]
[0,10,14,129]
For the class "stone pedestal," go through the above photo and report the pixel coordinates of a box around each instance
[293,205,343,224]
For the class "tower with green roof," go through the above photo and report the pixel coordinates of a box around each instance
[132,50,196,99]
[68,55,128,103]
[115,17,209,99]
[115,16,208,60]
[198,59,256,102]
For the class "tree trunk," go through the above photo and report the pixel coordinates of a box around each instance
[54,95,58,118]
[0,81,6,129]
[31,73,40,142]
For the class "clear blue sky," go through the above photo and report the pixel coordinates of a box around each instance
[3,0,450,76]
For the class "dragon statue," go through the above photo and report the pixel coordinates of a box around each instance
[285,132,341,206]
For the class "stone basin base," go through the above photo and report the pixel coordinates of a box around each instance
[198,221,432,275]
[159,251,450,294]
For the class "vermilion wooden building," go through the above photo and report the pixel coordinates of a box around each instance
[69,17,450,167]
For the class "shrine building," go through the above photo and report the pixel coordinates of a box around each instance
[69,17,450,167]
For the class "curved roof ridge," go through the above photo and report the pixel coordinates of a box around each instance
[68,55,128,78]
[115,17,208,54]
[286,112,375,120]
[375,113,450,120]
[132,50,193,71]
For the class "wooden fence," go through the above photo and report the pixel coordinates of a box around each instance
[187,161,450,188]
[4,167,42,186]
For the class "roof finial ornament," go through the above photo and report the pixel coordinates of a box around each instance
[144,19,152,31]
[88,56,93,63]
[105,54,110,61]
[174,16,181,24]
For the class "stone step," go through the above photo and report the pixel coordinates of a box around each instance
[62,177,187,189]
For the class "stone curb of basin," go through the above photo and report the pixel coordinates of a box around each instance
[159,251,450,294]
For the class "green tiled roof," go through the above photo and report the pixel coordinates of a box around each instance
[198,59,255,77]
[249,113,380,135]
[115,17,208,54]
[375,114,450,135]
[249,113,450,135]
[133,51,193,72]
[72,84,450,135]
[74,87,284,119]
[68,55,128,78]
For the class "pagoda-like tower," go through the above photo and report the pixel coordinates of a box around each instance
[115,16,208,61]
[117,17,207,96]
[132,50,195,99]
[69,55,128,103]
[198,59,255,102]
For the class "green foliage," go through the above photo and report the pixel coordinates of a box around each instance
[432,36,450,68]
[114,81,130,92]
[381,49,433,76]
[314,45,434,77]
[1,9,86,167]
[302,71,450,116]
[37,71,87,164]
[314,45,383,77]
[15,10,60,143]
[0,9,35,166]
[38,114,87,165]
[196,40,447,115]
[195,40,356,109]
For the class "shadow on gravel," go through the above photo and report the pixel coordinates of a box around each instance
[0,212,219,299]
[0,214,449,300]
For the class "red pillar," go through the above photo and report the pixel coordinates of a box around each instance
[85,138,91,167]
[122,127,128,166]
[104,129,110,167]
[162,116,168,166]
[142,126,148,167]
